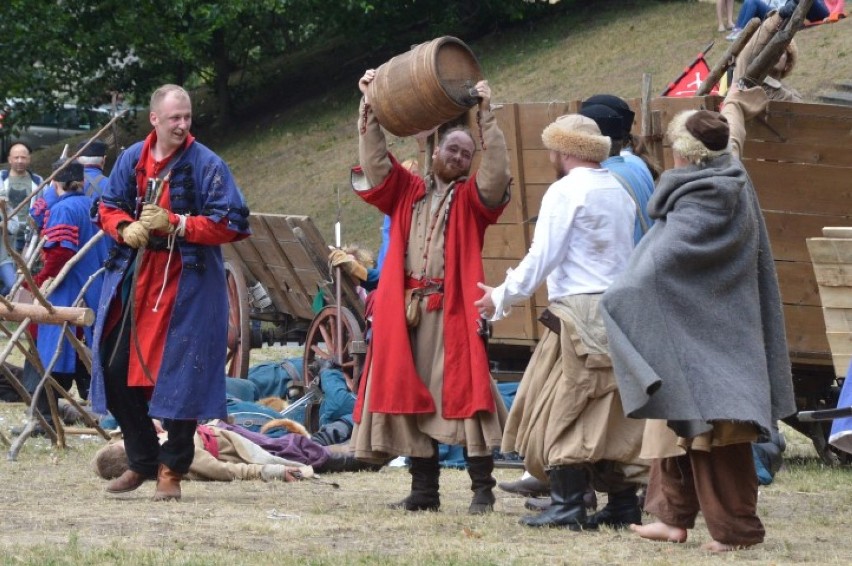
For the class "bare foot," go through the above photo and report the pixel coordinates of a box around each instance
[701,540,752,553]
[630,522,688,543]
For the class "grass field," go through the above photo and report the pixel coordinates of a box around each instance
[6,2,852,563]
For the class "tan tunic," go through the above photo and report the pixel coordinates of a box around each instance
[352,99,511,463]
[501,297,646,483]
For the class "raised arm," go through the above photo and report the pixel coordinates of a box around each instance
[357,69,393,188]
[472,80,511,207]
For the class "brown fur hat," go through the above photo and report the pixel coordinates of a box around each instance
[667,109,730,164]
[541,114,611,163]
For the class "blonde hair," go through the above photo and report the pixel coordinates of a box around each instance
[343,244,376,269]
[150,84,191,112]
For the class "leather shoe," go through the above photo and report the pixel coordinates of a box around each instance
[497,475,549,497]
[106,469,154,494]
[152,464,182,501]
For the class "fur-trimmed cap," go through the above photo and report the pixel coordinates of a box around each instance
[77,139,108,157]
[667,109,730,163]
[541,114,611,163]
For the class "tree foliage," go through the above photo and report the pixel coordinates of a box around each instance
[0,0,569,129]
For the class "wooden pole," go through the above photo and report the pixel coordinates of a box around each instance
[697,17,762,96]
[743,0,815,87]
[0,302,93,326]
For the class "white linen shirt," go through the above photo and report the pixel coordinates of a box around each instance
[490,167,634,320]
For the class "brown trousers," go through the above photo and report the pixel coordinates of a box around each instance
[644,442,765,546]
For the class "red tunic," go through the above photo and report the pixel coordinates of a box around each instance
[99,133,240,388]
[353,156,507,420]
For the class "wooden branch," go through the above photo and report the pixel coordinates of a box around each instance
[43,231,106,297]
[742,0,814,87]
[0,302,93,325]
[697,17,762,96]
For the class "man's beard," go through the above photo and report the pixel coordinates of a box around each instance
[432,154,468,184]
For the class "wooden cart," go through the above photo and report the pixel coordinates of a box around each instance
[222,214,367,397]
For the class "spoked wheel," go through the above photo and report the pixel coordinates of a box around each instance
[303,306,364,391]
[301,306,364,434]
[225,261,251,379]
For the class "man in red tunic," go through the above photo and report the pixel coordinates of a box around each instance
[350,69,511,514]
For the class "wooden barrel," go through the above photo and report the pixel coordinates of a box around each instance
[368,36,483,137]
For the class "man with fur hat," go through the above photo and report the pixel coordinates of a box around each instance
[351,69,511,515]
[600,104,796,551]
[475,114,645,530]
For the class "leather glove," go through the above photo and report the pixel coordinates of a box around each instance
[724,85,769,121]
[329,249,368,281]
[118,221,150,249]
[139,204,173,233]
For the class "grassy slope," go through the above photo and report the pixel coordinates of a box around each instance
[210,0,850,252]
[24,2,850,249]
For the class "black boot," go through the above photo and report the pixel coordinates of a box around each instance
[586,487,642,529]
[520,467,589,530]
[388,454,440,511]
[466,455,496,515]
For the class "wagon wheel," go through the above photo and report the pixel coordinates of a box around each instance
[303,306,364,390]
[225,261,251,379]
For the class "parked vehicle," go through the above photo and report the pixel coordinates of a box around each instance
[1,102,110,161]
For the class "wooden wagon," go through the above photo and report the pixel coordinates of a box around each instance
[221,214,368,400]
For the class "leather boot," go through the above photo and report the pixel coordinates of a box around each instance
[466,455,496,515]
[524,487,597,512]
[498,474,549,497]
[520,466,589,530]
[106,469,154,494]
[586,487,642,529]
[388,454,440,511]
[152,464,183,502]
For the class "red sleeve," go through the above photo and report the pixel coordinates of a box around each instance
[99,203,135,241]
[35,247,75,286]
[184,216,248,245]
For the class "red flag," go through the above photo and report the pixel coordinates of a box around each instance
[662,54,718,97]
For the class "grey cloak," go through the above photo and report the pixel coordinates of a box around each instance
[600,153,796,440]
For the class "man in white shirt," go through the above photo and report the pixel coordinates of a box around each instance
[475,114,645,530]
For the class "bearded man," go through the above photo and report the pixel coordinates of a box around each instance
[350,69,511,514]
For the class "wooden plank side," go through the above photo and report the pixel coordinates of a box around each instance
[817,286,852,309]
[806,238,852,265]
[749,161,852,216]
[742,140,852,168]
[483,224,528,260]
[748,102,852,147]
[812,264,852,287]
[776,261,821,307]
[824,307,852,332]
[490,304,537,341]
[494,103,518,151]
[785,304,829,357]
[517,102,574,149]
[520,149,556,185]
[764,212,852,263]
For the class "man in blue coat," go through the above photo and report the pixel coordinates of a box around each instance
[89,84,250,501]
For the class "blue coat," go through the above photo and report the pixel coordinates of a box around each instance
[37,191,108,373]
[89,139,250,420]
